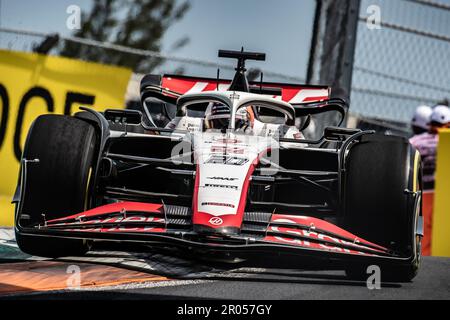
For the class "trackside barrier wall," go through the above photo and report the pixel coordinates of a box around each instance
[432,129,450,257]
[0,50,132,226]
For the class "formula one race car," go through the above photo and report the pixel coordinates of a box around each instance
[13,49,423,282]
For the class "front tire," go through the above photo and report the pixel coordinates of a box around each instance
[342,134,422,282]
[15,114,97,258]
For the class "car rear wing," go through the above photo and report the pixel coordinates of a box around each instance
[140,74,331,104]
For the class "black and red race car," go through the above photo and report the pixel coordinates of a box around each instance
[13,49,423,281]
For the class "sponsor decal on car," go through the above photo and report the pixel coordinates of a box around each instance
[212,138,242,144]
[211,146,245,154]
[48,216,165,226]
[67,227,166,233]
[206,176,238,181]
[204,184,238,190]
[201,202,235,208]
[205,155,248,165]
[265,218,385,255]
[209,217,223,226]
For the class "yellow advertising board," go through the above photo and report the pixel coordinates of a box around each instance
[0,50,132,226]
[432,129,450,257]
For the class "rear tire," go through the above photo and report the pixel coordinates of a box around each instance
[15,114,97,258]
[342,134,422,282]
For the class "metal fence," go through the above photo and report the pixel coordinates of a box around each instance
[352,0,450,124]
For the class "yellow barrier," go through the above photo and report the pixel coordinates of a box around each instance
[432,129,450,257]
[0,50,132,226]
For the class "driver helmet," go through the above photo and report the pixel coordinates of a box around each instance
[205,103,248,130]
[235,107,249,130]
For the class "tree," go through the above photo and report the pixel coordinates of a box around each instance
[60,0,190,73]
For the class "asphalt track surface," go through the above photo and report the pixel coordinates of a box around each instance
[0,229,449,300]
[3,257,449,300]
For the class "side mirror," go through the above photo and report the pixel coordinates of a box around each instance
[324,126,361,141]
[104,109,142,125]
[142,98,174,128]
